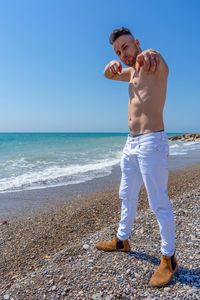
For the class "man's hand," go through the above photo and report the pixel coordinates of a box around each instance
[109,60,122,75]
[135,49,160,73]
[104,60,132,82]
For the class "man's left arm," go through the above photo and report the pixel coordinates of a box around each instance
[136,49,169,75]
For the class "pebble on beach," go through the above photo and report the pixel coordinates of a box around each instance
[83,244,90,250]
[0,164,200,299]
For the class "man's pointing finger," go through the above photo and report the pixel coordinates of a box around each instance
[136,54,144,72]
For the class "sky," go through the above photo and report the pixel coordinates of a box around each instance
[0,0,200,133]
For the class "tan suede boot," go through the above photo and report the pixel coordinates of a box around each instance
[96,235,130,252]
[149,253,178,287]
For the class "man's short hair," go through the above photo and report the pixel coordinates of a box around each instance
[109,27,133,45]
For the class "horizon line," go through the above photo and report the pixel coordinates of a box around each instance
[0,131,189,134]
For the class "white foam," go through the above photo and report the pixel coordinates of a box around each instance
[169,151,187,156]
[169,140,200,156]
[1,138,200,193]
[0,156,121,193]
[170,144,181,148]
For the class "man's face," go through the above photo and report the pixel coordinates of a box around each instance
[113,34,140,67]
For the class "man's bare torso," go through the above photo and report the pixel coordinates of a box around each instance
[104,36,169,134]
[128,66,168,135]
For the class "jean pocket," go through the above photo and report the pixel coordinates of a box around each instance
[139,144,158,152]
[139,143,169,155]
[122,143,131,155]
[157,144,169,155]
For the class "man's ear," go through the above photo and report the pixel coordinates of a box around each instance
[135,38,140,47]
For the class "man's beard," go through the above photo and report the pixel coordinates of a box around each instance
[125,57,136,67]
[125,49,140,67]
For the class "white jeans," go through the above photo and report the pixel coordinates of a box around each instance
[117,131,175,256]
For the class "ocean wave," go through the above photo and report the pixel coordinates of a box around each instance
[169,151,187,156]
[1,137,200,193]
[169,140,200,155]
[0,156,121,193]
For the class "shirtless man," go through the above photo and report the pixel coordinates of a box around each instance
[96,27,177,287]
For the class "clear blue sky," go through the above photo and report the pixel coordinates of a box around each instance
[0,0,199,133]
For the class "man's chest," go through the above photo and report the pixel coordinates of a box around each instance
[128,71,164,100]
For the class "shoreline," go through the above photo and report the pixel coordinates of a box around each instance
[1,149,200,219]
[2,162,200,223]
[0,163,200,298]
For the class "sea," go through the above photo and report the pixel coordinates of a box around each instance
[1,132,200,194]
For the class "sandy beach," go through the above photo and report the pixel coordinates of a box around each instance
[0,163,200,299]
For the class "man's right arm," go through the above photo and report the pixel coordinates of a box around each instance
[104,60,132,82]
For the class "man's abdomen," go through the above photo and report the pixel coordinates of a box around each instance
[128,112,164,135]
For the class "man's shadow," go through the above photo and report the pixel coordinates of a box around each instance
[127,251,200,288]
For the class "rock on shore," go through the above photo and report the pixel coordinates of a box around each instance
[169,133,200,141]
